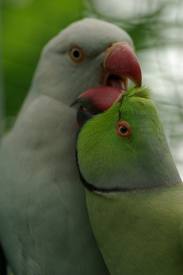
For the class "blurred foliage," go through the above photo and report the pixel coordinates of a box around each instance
[85,0,182,50]
[84,0,165,50]
[2,0,83,120]
[0,2,5,136]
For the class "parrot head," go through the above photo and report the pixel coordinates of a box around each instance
[76,87,181,193]
[30,18,141,107]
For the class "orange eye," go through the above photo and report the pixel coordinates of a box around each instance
[69,47,85,63]
[117,121,131,138]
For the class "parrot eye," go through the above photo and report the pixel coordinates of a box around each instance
[69,47,85,63]
[117,121,131,138]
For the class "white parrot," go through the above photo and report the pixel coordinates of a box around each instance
[0,18,141,275]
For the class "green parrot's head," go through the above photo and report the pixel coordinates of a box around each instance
[76,87,181,193]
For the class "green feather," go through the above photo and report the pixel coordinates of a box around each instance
[86,186,183,275]
[77,86,183,275]
[77,87,181,191]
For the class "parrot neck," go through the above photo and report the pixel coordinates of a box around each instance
[76,144,182,194]
[79,171,182,194]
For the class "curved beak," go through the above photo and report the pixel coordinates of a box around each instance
[103,42,142,88]
[73,42,142,115]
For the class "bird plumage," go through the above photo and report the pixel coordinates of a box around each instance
[0,18,134,274]
[77,87,183,275]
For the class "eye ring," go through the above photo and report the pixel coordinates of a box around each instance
[116,120,131,138]
[69,46,85,63]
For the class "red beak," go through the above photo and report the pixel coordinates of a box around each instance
[103,42,142,87]
[77,42,142,113]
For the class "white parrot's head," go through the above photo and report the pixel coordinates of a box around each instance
[31,18,141,107]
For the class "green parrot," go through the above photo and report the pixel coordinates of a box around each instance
[76,87,183,275]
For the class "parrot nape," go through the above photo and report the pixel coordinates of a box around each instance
[0,18,142,275]
[76,86,183,275]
